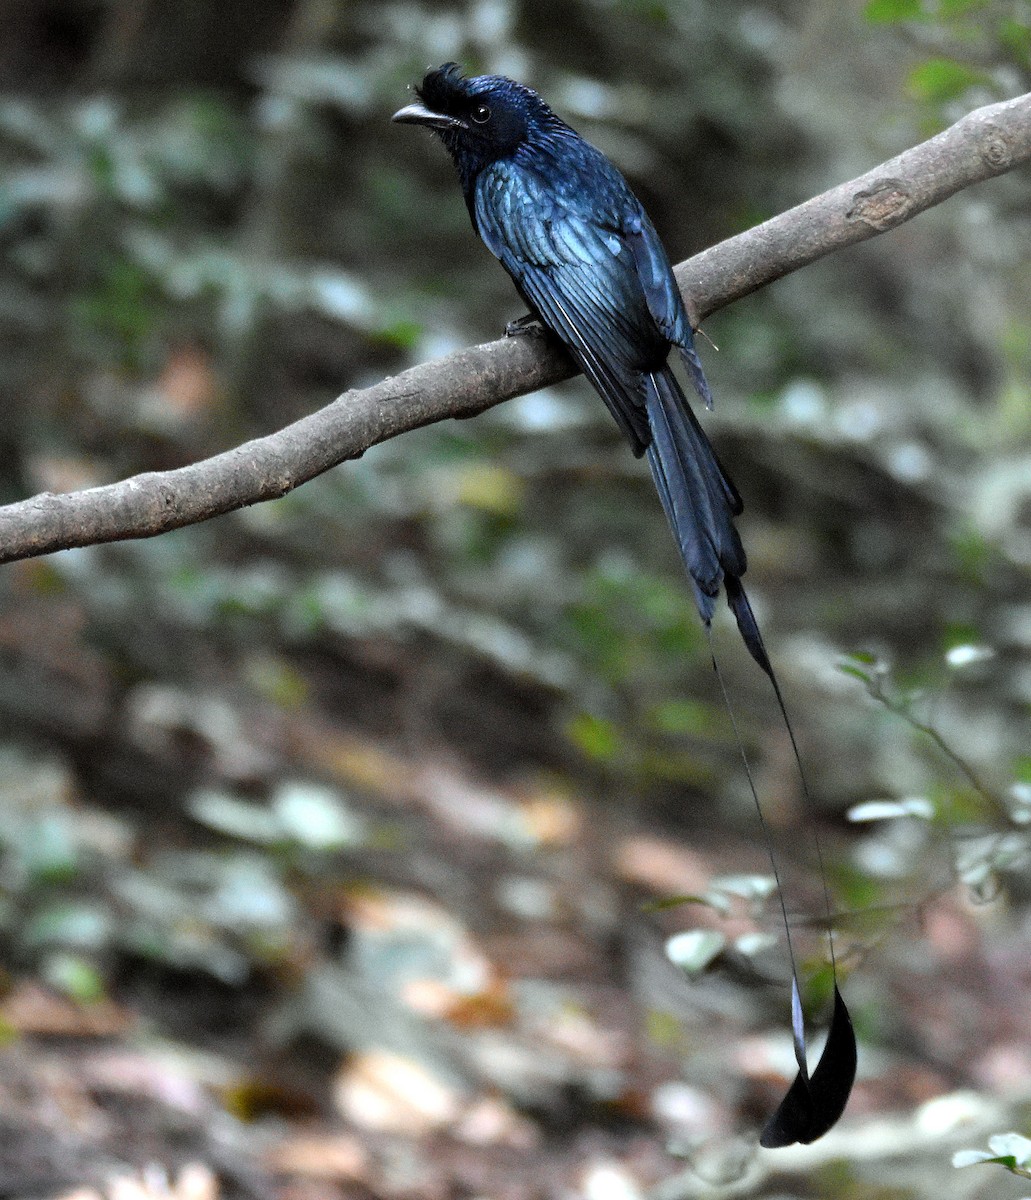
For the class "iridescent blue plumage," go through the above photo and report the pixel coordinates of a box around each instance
[396,63,756,638]
[393,62,856,1149]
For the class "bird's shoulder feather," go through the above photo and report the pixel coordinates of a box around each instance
[473,150,693,356]
[474,157,624,265]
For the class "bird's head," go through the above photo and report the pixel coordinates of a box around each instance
[392,63,554,183]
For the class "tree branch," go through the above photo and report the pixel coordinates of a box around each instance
[1,92,1028,566]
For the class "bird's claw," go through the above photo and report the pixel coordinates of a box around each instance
[505,312,544,338]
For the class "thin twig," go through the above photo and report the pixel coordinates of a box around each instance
[865,674,1009,821]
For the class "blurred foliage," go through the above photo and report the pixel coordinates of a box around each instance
[863,0,1031,156]
[840,648,1031,910]
[0,0,1025,854]
[865,0,1031,104]
[0,742,369,990]
[0,0,1028,1188]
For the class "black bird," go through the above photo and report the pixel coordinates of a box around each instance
[393,64,856,1147]
[394,63,749,654]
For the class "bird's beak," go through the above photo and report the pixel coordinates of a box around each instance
[391,101,465,130]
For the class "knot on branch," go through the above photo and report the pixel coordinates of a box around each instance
[978,122,1013,170]
[845,179,914,231]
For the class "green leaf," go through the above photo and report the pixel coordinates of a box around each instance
[938,0,988,16]
[987,1132,1031,1167]
[849,651,880,665]
[371,319,423,350]
[864,0,925,23]
[953,1132,1031,1176]
[837,650,884,686]
[949,525,992,583]
[616,0,671,22]
[973,1153,1017,1169]
[907,58,989,103]
[43,953,107,1004]
[999,18,1031,65]
[567,713,623,763]
[647,698,718,736]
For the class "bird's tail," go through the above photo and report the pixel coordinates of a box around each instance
[645,365,857,1148]
[644,366,770,673]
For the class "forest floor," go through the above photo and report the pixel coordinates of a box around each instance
[1,658,1028,1200]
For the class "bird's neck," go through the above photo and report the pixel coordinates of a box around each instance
[434,131,485,201]
[442,113,572,199]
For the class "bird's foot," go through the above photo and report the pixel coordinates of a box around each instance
[505,312,544,338]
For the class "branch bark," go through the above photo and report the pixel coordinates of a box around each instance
[1,92,1029,566]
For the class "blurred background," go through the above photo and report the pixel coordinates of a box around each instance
[0,1,1030,1198]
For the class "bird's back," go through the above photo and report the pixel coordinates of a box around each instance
[474,139,675,374]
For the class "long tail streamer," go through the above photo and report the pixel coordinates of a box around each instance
[706,629,857,1146]
[644,364,856,1145]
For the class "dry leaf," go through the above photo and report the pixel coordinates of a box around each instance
[57,1164,218,1200]
[333,1050,464,1134]
[264,1133,368,1179]
[614,836,712,895]
[1,982,135,1038]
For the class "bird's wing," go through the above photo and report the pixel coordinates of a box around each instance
[624,210,713,409]
[621,209,689,345]
[474,159,664,453]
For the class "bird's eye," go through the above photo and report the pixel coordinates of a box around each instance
[471,104,491,124]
